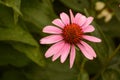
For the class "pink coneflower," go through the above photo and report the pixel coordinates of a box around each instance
[40,10,101,68]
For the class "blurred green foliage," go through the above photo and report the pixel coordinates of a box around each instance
[0,0,120,80]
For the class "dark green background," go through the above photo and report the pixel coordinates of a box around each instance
[0,0,120,80]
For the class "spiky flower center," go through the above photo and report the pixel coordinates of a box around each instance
[62,23,83,44]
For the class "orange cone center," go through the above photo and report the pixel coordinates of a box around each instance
[62,23,83,44]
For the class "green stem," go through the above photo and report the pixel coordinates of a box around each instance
[80,58,87,71]
[107,44,120,64]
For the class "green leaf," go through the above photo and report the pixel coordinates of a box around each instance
[45,61,77,80]
[0,0,21,14]
[0,4,14,27]
[14,10,20,24]
[0,26,45,67]
[11,42,45,67]
[0,42,30,67]
[0,4,45,67]
[0,0,22,24]
[59,0,89,12]
[0,5,38,46]
[102,69,120,80]
[24,60,77,80]
[21,0,56,30]
[0,26,38,46]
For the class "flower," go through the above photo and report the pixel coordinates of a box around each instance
[95,1,113,22]
[95,1,105,11]
[97,9,113,22]
[40,10,101,68]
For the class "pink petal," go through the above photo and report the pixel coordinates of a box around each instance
[82,17,93,28]
[60,43,71,63]
[69,9,75,23]
[70,45,76,68]
[52,50,61,61]
[45,40,65,58]
[83,25,95,33]
[77,15,87,27]
[81,41,96,57]
[60,12,70,25]
[52,18,65,28]
[52,42,70,61]
[40,35,63,44]
[77,43,94,60]
[43,25,62,34]
[74,13,82,24]
[82,35,102,42]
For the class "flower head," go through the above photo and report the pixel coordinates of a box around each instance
[95,1,105,11]
[40,10,101,68]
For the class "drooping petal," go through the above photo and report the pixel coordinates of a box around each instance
[40,35,63,44]
[82,17,94,28]
[52,42,70,62]
[70,45,76,68]
[82,25,95,33]
[81,41,96,57]
[52,18,65,28]
[69,9,75,23]
[45,40,65,58]
[43,25,62,34]
[60,43,71,63]
[60,12,70,25]
[77,43,94,60]
[82,35,102,42]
